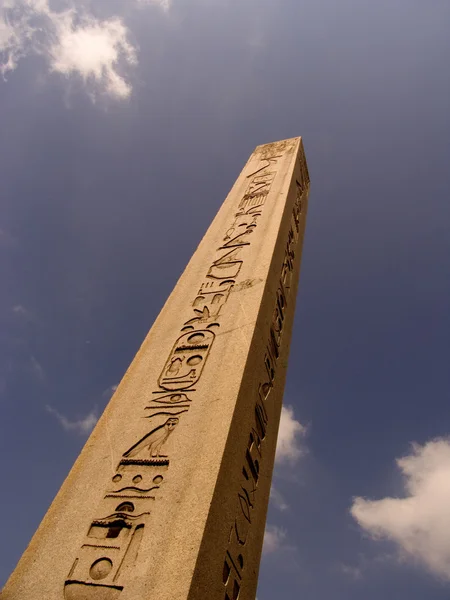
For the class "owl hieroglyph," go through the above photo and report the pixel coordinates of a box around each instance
[124,417,179,459]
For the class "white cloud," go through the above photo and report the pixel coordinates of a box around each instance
[351,438,450,581]
[49,13,137,99]
[0,0,139,99]
[275,405,306,465]
[46,404,98,435]
[270,485,289,512]
[0,12,20,73]
[262,524,287,555]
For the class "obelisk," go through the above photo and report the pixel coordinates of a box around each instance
[2,137,310,600]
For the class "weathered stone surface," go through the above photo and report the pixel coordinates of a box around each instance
[2,137,310,600]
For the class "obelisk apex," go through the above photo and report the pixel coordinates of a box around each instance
[3,137,310,600]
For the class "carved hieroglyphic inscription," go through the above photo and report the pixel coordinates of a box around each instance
[64,143,299,600]
[222,155,309,600]
[158,330,215,390]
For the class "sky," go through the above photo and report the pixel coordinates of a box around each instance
[1,0,450,598]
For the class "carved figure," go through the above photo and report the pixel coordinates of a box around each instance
[124,418,179,459]
[147,392,192,406]
[167,357,183,376]
[158,330,215,390]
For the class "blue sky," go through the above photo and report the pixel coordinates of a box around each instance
[1,0,450,597]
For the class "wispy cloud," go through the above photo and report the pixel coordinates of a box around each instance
[12,304,31,318]
[46,404,98,435]
[275,405,307,465]
[135,0,171,11]
[102,383,118,399]
[335,552,397,582]
[0,0,151,99]
[351,438,450,581]
[0,304,42,394]
[29,355,45,382]
[270,485,289,512]
[262,524,287,555]
[12,304,36,324]
[337,562,363,581]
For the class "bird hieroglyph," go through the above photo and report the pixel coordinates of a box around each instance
[124,417,179,459]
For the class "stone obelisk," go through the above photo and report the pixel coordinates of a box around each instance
[3,137,310,600]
